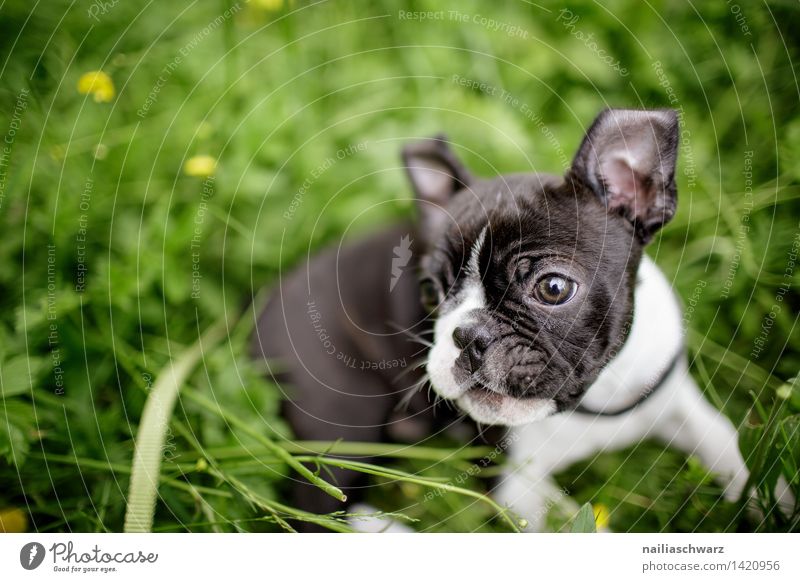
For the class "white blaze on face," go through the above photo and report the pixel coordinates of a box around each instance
[425,228,487,398]
[426,279,557,425]
[426,282,486,398]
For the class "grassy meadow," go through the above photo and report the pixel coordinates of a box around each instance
[0,0,799,532]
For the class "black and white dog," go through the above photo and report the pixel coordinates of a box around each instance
[252,109,776,531]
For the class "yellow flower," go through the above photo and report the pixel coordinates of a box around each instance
[0,507,28,533]
[183,155,217,177]
[593,503,610,530]
[77,71,115,103]
[253,0,284,11]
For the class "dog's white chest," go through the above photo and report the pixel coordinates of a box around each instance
[505,256,685,469]
[574,255,684,412]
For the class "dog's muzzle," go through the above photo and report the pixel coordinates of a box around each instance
[452,323,492,374]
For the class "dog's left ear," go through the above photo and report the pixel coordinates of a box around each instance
[571,108,679,243]
[403,134,473,237]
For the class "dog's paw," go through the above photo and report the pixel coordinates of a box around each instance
[734,476,796,524]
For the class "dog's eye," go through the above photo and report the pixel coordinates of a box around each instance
[419,278,442,311]
[533,274,577,305]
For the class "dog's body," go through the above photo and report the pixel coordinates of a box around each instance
[253,223,505,523]
[252,109,768,531]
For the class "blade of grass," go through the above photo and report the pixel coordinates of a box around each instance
[180,385,346,502]
[292,455,522,532]
[185,441,496,462]
[688,329,784,391]
[34,452,232,499]
[170,416,353,532]
[736,395,786,526]
[570,503,597,533]
[124,318,228,532]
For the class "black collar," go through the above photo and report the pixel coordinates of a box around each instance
[574,349,684,417]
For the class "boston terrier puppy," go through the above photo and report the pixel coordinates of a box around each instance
[252,108,771,532]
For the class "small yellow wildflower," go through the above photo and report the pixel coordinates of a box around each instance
[593,503,610,530]
[49,144,65,161]
[253,0,284,11]
[183,155,217,177]
[0,507,28,533]
[399,482,421,497]
[77,71,115,103]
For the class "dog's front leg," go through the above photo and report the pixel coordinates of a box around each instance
[495,464,575,531]
[654,372,750,502]
[655,371,793,515]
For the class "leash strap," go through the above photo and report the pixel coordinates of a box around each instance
[574,349,684,417]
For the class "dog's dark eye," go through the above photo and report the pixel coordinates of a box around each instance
[419,278,442,311]
[533,275,577,305]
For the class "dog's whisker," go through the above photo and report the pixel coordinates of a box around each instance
[405,337,433,348]
[388,321,435,348]
[393,357,429,382]
[395,374,433,411]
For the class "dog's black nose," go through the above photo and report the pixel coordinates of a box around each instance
[452,324,492,373]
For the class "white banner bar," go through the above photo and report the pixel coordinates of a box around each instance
[1,533,797,581]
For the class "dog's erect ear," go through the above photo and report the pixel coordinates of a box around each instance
[403,134,472,236]
[571,108,679,243]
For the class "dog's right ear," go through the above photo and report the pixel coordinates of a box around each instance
[403,134,472,237]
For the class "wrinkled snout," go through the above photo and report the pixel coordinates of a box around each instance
[452,323,493,374]
[452,319,546,399]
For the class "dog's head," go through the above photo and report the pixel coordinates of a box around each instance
[404,108,679,426]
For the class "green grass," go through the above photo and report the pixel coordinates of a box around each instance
[0,0,799,533]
